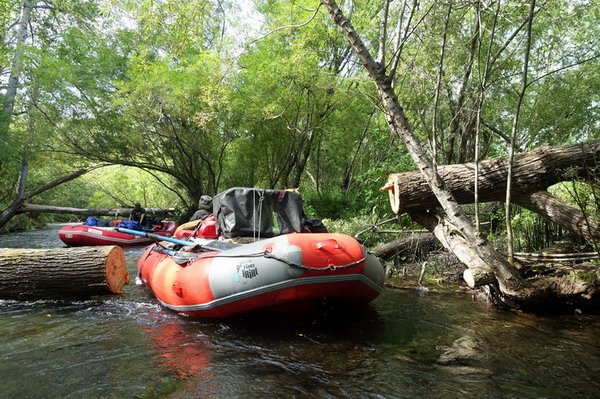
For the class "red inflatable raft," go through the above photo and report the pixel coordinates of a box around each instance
[137,233,385,318]
[59,221,178,247]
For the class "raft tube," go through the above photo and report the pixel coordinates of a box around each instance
[137,233,385,318]
[58,221,178,247]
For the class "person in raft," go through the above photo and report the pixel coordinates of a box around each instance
[190,195,213,222]
[129,202,146,224]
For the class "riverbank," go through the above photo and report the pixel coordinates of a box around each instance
[386,249,600,314]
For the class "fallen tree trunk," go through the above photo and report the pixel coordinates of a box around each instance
[382,141,600,242]
[514,190,600,242]
[383,141,600,212]
[17,203,175,218]
[0,246,130,299]
[371,232,441,261]
[322,0,526,301]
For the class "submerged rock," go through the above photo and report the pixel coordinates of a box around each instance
[436,335,484,366]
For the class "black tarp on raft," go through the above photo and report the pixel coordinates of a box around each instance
[213,187,306,238]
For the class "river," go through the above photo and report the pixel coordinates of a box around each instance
[0,225,598,398]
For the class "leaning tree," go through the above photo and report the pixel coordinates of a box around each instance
[320,0,599,311]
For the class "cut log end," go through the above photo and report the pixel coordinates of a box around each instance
[0,245,131,299]
[104,246,130,294]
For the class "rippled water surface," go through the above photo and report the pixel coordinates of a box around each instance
[0,225,599,398]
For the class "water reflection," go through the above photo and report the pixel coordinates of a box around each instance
[143,316,213,379]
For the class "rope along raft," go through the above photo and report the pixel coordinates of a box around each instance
[149,245,366,271]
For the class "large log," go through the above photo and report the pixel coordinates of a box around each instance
[382,141,600,241]
[0,246,130,299]
[382,141,600,213]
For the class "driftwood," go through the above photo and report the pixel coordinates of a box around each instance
[382,141,600,242]
[0,245,130,299]
[18,203,175,218]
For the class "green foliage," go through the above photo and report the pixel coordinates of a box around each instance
[566,270,599,285]
[35,165,180,212]
[323,214,416,248]
[0,214,38,233]
[302,190,351,220]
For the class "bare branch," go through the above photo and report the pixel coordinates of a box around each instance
[248,4,322,46]
[527,53,600,87]
[24,166,104,200]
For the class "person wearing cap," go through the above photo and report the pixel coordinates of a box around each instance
[189,195,213,222]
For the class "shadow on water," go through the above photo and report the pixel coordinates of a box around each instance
[1,226,600,398]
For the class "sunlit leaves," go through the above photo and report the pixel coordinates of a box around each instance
[111,0,221,55]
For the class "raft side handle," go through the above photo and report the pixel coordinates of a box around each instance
[315,239,340,250]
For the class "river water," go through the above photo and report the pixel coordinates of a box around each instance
[0,225,599,398]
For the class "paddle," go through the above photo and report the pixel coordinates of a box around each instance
[115,227,195,246]
[114,227,233,251]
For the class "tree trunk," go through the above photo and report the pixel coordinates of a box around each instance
[371,232,441,261]
[409,210,495,288]
[17,203,175,218]
[1,0,30,131]
[382,141,600,241]
[321,0,526,300]
[0,246,130,299]
[0,154,30,229]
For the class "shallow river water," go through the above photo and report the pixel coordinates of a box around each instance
[0,225,599,398]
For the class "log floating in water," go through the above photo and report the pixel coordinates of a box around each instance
[0,245,130,299]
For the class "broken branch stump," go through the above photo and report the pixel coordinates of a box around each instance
[0,245,130,299]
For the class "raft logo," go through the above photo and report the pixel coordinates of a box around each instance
[235,260,259,280]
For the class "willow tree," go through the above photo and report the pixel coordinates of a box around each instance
[230,0,388,201]
[55,0,237,214]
